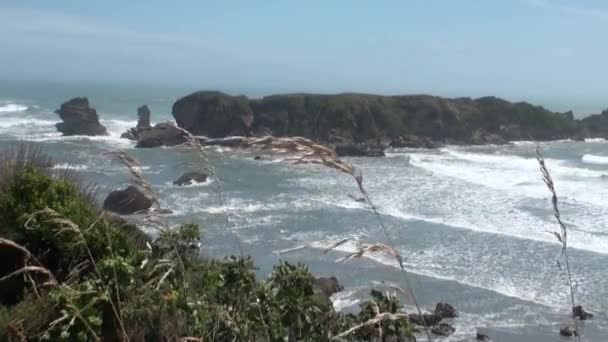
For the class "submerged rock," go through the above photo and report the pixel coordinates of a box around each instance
[103,185,155,215]
[136,122,189,148]
[121,105,152,140]
[434,302,457,318]
[559,326,578,337]
[334,143,385,157]
[431,323,455,336]
[55,97,107,136]
[475,332,491,341]
[173,172,208,186]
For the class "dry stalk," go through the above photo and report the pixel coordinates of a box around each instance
[536,148,580,340]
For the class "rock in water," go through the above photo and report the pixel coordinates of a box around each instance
[314,277,344,297]
[431,323,455,336]
[434,302,457,318]
[476,332,491,341]
[136,122,189,148]
[55,97,107,136]
[172,91,254,137]
[559,326,578,337]
[103,185,155,215]
[121,105,152,140]
[573,305,593,320]
[173,172,208,186]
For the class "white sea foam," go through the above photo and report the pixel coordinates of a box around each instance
[53,163,90,171]
[584,137,607,143]
[582,154,608,165]
[0,103,28,112]
[330,290,361,311]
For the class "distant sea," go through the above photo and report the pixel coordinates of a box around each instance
[1,82,607,341]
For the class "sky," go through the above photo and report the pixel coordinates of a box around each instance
[0,0,607,113]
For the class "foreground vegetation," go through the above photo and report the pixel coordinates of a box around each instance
[0,148,418,341]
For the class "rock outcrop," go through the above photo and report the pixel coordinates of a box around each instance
[55,97,107,136]
[434,302,457,318]
[173,172,208,186]
[172,91,254,137]
[121,105,152,140]
[313,277,344,297]
[102,185,155,215]
[136,122,189,148]
[431,323,455,336]
[172,91,587,152]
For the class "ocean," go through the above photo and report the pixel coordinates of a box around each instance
[0,82,606,341]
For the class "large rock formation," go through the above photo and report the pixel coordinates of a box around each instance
[172,91,588,150]
[55,97,107,136]
[102,185,155,215]
[121,105,152,140]
[172,91,254,137]
[135,122,189,148]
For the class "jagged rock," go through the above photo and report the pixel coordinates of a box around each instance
[136,122,189,148]
[573,305,593,320]
[121,105,152,140]
[334,143,385,157]
[476,332,491,341]
[560,326,578,337]
[409,313,442,326]
[173,172,208,186]
[314,277,344,297]
[431,323,455,336]
[434,302,457,318]
[391,135,439,148]
[55,97,107,136]
[102,185,155,215]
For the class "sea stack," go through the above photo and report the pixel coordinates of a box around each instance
[55,97,108,136]
[121,105,152,140]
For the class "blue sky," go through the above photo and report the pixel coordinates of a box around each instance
[0,0,607,113]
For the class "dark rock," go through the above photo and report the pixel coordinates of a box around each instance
[434,302,457,318]
[136,122,189,148]
[121,105,152,140]
[476,332,491,341]
[560,326,578,337]
[173,172,208,186]
[152,208,173,215]
[409,313,442,326]
[335,143,385,157]
[172,91,254,137]
[200,136,246,147]
[573,305,593,320]
[391,135,439,148]
[314,276,344,297]
[103,185,155,215]
[431,323,455,336]
[254,156,262,160]
[55,97,107,136]
[471,129,508,145]
[172,91,590,146]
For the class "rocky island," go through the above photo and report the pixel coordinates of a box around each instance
[171,91,606,155]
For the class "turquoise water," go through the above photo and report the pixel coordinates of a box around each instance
[1,82,607,341]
